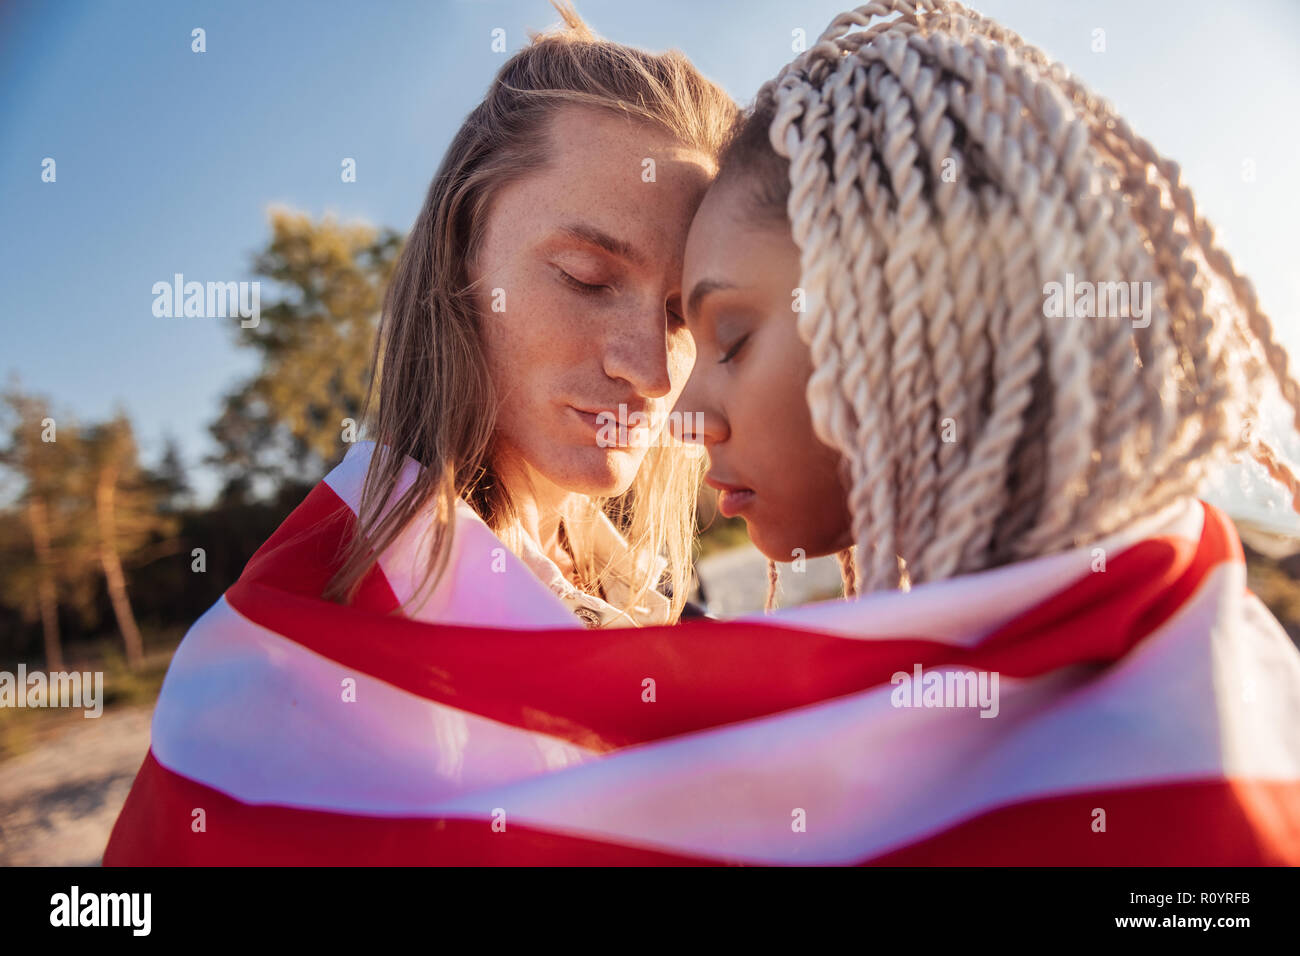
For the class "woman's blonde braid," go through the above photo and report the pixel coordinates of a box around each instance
[757,0,1300,595]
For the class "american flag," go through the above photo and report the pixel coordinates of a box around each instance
[104,442,1300,865]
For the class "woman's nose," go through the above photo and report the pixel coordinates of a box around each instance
[674,370,727,448]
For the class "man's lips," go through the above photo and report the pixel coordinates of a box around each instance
[567,404,653,442]
[705,475,756,518]
[568,406,606,429]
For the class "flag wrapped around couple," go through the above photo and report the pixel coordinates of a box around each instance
[104,442,1300,865]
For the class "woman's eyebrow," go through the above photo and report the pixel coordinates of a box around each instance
[557,222,644,267]
[686,278,736,320]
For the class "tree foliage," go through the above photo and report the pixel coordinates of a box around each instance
[208,209,403,498]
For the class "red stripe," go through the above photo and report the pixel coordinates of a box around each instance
[103,751,1300,866]
[868,778,1300,865]
[234,481,401,616]
[102,751,709,866]
[223,488,1240,750]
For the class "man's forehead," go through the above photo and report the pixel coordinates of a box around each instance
[650,143,717,171]
[545,108,714,169]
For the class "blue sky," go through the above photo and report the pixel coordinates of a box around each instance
[2,0,1299,520]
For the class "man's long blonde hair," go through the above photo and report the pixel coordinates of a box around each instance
[725,0,1300,598]
[323,4,736,619]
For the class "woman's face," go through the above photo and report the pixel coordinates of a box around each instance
[471,106,714,500]
[676,179,853,562]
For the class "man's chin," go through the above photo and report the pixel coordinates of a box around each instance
[548,447,641,498]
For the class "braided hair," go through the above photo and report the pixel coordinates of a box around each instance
[719,0,1300,596]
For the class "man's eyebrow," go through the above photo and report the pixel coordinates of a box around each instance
[558,223,645,267]
[686,278,736,320]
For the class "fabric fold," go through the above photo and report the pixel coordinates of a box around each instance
[103,443,1300,865]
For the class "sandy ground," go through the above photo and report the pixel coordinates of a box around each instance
[696,547,844,615]
[0,545,836,867]
[0,706,152,866]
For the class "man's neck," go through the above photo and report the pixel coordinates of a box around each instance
[495,455,585,572]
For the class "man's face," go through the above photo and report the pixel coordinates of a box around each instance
[471,105,714,498]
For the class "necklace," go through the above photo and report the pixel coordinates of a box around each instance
[556,520,606,600]
[556,521,584,588]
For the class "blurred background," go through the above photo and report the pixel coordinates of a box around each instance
[1,0,1298,864]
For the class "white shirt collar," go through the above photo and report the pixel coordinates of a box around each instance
[512,510,671,629]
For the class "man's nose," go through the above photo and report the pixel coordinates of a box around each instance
[602,301,674,398]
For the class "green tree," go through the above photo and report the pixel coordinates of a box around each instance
[80,412,179,669]
[154,434,191,512]
[209,208,403,499]
[0,388,90,670]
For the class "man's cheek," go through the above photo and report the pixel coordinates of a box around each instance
[517,298,581,350]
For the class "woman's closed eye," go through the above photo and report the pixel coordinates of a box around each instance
[719,331,751,364]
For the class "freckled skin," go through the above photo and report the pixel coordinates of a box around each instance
[676,180,853,562]
[471,106,712,501]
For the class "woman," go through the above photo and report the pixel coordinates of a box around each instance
[680,0,1300,603]
[660,0,1300,862]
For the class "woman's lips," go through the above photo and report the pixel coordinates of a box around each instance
[716,488,756,518]
[706,476,756,518]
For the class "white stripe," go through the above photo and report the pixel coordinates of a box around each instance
[760,496,1205,645]
[150,596,599,813]
[323,442,580,629]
